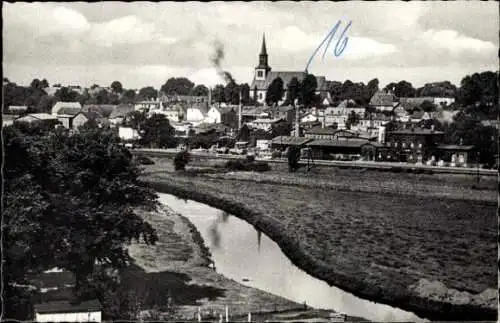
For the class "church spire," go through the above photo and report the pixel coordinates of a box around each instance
[260,33,267,56]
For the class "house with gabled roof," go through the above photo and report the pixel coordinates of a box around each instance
[205,105,238,128]
[369,90,398,112]
[108,104,135,126]
[250,34,330,105]
[186,102,209,124]
[15,113,60,127]
[82,104,117,118]
[51,102,82,116]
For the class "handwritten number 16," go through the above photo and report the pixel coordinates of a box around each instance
[305,20,352,72]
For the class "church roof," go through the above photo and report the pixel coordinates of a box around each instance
[251,71,328,92]
[260,34,267,56]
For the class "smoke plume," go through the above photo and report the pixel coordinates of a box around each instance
[211,40,236,84]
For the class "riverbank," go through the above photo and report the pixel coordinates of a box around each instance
[139,160,497,321]
[126,204,336,320]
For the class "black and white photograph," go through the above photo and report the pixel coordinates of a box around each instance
[2,1,498,322]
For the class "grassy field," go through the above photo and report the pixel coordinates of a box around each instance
[140,157,497,320]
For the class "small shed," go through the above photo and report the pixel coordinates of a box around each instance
[34,299,102,322]
[305,138,374,160]
[435,145,474,167]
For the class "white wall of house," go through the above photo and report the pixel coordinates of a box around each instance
[206,107,222,123]
[325,115,347,129]
[57,117,72,129]
[72,114,88,129]
[118,127,140,141]
[433,97,455,106]
[186,108,205,122]
[301,114,318,123]
[35,311,101,322]
[249,119,280,131]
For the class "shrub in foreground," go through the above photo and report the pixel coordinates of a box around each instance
[224,159,270,172]
[174,150,191,171]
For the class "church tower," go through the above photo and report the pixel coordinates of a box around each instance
[255,34,271,81]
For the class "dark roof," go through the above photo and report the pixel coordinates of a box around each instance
[57,107,82,116]
[389,129,444,135]
[30,271,75,289]
[306,138,372,148]
[80,111,100,120]
[411,110,425,119]
[241,106,269,117]
[370,91,397,106]
[213,106,235,114]
[35,299,102,314]
[437,144,474,151]
[304,126,337,135]
[109,104,135,119]
[82,104,117,118]
[251,72,328,92]
[265,105,294,113]
[361,141,385,148]
[271,136,313,146]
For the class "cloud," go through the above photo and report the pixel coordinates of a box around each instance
[4,3,90,36]
[420,29,496,54]
[89,15,177,47]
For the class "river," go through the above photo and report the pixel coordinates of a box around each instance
[157,193,427,322]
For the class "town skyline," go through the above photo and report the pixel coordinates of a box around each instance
[4,2,498,89]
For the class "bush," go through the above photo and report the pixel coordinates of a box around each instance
[135,156,155,165]
[174,150,191,171]
[224,159,270,172]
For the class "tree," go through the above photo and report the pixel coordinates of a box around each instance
[140,114,177,148]
[420,100,437,112]
[54,87,80,102]
[174,150,191,171]
[3,123,158,319]
[124,110,148,130]
[212,84,225,103]
[36,95,57,114]
[457,71,498,112]
[365,78,379,102]
[345,111,360,130]
[394,81,416,98]
[41,79,49,88]
[96,89,111,105]
[284,77,300,106]
[265,77,284,107]
[299,74,318,107]
[326,80,342,106]
[419,81,457,98]
[224,81,240,105]
[447,112,497,166]
[111,81,124,94]
[190,84,209,97]
[30,79,42,90]
[237,124,251,142]
[138,86,158,100]
[122,89,137,103]
[239,83,251,105]
[160,77,195,96]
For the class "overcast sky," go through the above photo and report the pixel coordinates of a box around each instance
[3,1,498,90]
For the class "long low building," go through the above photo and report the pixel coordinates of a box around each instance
[306,139,385,161]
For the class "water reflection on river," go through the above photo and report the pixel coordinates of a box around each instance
[158,193,426,322]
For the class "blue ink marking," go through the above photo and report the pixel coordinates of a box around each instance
[305,20,352,73]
